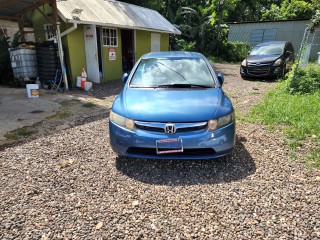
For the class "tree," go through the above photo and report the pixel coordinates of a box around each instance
[261,0,314,21]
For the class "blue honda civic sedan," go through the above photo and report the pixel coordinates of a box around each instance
[109,52,235,159]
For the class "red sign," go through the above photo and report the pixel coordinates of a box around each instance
[109,48,116,61]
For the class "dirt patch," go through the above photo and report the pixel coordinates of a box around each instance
[0,80,123,149]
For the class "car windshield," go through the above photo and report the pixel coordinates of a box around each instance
[129,58,215,88]
[250,44,284,56]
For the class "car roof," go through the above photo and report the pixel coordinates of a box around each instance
[256,41,290,47]
[141,51,205,59]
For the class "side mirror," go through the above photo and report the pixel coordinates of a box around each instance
[217,72,224,86]
[122,73,129,83]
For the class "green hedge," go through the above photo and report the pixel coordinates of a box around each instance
[286,63,320,94]
[219,41,251,63]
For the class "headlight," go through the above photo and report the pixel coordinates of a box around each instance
[207,111,235,131]
[241,59,247,67]
[110,110,135,131]
[273,59,282,66]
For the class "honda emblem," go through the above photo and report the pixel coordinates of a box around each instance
[164,124,176,134]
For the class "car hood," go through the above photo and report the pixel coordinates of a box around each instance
[247,54,280,63]
[121,88,223,122]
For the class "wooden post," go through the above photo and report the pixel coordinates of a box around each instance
[50,0,58,32]
[56,23,69,91]
[51,0,58,22]
[17,14,25,42]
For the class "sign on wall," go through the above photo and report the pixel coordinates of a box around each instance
[109,48,116,61]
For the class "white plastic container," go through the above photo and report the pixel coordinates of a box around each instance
[9,48,38,80]
[26,84,39,98]
[76,76,82,87]
[84,81,92,91]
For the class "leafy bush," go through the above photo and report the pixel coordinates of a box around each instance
[0,31,20,83]
[0,35,11,83]
[0,35,10,67]
[218,41,251,62]
[286,63,320,94]
[176,39,196,51]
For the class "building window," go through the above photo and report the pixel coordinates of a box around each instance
[44,24,55,40]
[102,28,117,47]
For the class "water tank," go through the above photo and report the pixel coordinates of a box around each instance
[36,41,61,86]
[9,47,38,82]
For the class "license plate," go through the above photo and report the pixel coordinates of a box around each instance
[156,138,183,154]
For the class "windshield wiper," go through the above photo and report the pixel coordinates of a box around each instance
[154,84,212,88]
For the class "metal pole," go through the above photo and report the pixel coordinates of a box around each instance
[56,22,69,91]
[292,27,309,85]
[216,0,224,56]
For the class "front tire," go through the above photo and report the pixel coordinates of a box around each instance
[279,65,286,79]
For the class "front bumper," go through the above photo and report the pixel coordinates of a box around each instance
[240,65,281,78]
[109,120,236,159]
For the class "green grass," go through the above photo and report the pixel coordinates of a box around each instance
[50,111,70,120]
[246,81,320,166]
[6,128,35,140]
[307,148,320,168]
[82,102,96,108]
[247,82,320,140]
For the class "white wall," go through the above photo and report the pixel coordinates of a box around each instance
[0,20,35,42]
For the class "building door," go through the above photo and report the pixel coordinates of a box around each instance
[121,29,134,73]
[83,25,100,83]
[151,33,161,52]
[96,27,103,79]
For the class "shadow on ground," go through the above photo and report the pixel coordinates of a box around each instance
[115,135,255,186]
[241,77,278,82]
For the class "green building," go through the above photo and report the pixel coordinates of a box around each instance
[32,0,180,84]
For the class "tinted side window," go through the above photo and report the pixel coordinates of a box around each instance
[287,43,293,52]
[290,43,294,53]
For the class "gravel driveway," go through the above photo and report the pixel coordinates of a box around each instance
[1,64,319,239]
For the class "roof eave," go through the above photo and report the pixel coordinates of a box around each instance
[57,10,181,35]
[63,18,181,34]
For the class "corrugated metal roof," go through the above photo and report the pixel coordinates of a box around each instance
[0,0,51,21]
[57,0,181,34]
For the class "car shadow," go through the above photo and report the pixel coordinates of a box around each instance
[115,135,255,186]
[242,78,279,82]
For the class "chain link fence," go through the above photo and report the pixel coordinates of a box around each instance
[296,28,320,69]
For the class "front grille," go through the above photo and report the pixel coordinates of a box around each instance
[136,125,163,132]
[135,121,207,133]
[247,67,269,75]
[135,124,206,133]
[247,61,273,75]
[177,125,206,132]
[247,61,273,67]
[127,147,216,156]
